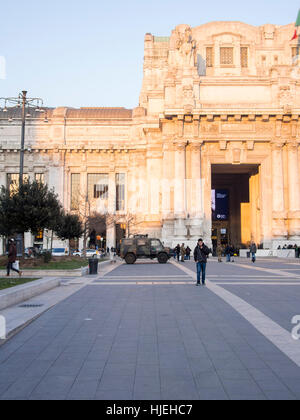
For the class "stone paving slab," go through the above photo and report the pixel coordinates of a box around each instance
[1,259,300,400]
[221,284,300,332]
[0,261,121,344]
[0,277,299,400]
[104,260,187,277]
[180,260,300,282]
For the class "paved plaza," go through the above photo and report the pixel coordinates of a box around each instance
[1,258,300,400]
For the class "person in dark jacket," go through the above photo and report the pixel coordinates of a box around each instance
[194,238,210,286]
[6,239,22,277]
[186,246,191,260]
[250,242,257,263]
[175,244,181,262]
[225,245,231,262]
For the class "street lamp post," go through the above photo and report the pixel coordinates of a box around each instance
[0,91,45,254]
[0,90,45,187]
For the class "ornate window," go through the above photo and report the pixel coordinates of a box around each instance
[71,173,80,210]
[240,47,248,68]
[206,47,214,67]
[220,47,234,65]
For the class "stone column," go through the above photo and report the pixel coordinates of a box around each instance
[189,142,202,218]
[174,141,186,217]
[162,143,172,219]
[188,142,203,239]
[271,141,287,238]
[173,141,187,238]
[106,171,116,249]
[0,164,6,188]
[287,140,300,237]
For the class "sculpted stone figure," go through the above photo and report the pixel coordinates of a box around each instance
[174,25,197,67]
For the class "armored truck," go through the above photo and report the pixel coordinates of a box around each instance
[120,236,171,264]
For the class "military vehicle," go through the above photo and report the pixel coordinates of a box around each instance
[120,235,171,264]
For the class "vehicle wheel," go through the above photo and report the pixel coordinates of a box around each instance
[158,253,168,264]
[125,253,136,264]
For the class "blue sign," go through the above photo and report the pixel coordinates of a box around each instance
[211,189,229,221]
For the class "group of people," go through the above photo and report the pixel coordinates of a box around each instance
[278,244,300,257]
[173,244,192,262]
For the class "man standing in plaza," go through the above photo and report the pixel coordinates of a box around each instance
[194,238,210,286]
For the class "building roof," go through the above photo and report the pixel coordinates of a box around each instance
[0,107,54,120]
[0,107,133,121]
[66,107,133,119]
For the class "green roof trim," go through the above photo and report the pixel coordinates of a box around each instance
[154,36,170,42]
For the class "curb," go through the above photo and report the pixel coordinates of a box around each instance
[0,277,60,311]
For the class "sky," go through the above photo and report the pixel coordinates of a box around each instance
[0,0,299,109]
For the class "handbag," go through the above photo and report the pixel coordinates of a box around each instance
[12,261,19,271]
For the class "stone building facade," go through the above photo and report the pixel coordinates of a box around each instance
[1,21,300,252]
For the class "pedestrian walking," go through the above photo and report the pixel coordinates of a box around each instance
[194,238,210,286]
[186,246,191,261]
[180,243,186,262]
[175,244,180,262]
[250,242,257,263]
[6,239,22,277]
[225,245,231,262]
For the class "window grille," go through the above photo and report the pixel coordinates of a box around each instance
[7,173,28,195]
[240,47,248,68]
[220,47,234,65]
[206,47,214,67]
[116,173,125,211]
[35,173,44,184]
[88,174,109,200]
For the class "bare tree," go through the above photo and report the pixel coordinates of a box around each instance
[72,190,145,255]
[71,191,117,256]
[106,212,144,238]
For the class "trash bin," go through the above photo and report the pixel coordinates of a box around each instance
[246,252,251,258]
[89,258,98,275]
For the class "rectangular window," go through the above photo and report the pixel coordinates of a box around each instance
[71,173,80,211]
[220,47,234,65]
[116,173,125,211]
[206,47,214,67]
[88,174,109,200]
[7,173,28,195]
[240,47,248,68]
[35,173,44,184]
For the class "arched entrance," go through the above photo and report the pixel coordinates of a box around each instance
[211,164,261,254]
